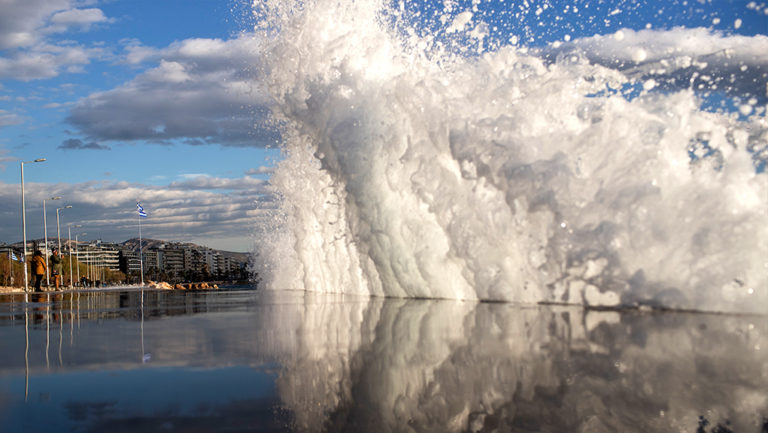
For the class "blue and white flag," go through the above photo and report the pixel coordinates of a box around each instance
[137,202,148,218]
[11,252,18,261]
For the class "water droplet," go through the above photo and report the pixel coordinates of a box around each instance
[739,104,753,116]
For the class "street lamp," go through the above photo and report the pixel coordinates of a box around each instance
[67,224,81,289]
[55,205,72,257]
[21,158,46,294]
[43,196,62,287]
[76,232,86,287]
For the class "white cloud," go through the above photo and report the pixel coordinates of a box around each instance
[176,38,231,59]
[121,40,160,65]
[543,27,768,103]
[0,174,277,251]
[66,33,276,147]
[0,43,105,81]
[0,0,70,50]
[0,0,111,80]
[48,8,113,32]
[144,60,191,83]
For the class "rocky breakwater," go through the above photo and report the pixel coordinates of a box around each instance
[145,281,219,291]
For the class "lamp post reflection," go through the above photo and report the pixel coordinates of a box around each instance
[24,307,29,401]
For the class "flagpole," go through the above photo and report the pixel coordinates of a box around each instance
[139,214,144,286]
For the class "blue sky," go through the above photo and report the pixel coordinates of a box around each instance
[0,0,766,252]
[1,0,273,185]
[1,0,278,252]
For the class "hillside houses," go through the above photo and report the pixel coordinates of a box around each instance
[118,241,248,282]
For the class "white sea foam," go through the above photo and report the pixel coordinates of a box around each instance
[252,0,768,313]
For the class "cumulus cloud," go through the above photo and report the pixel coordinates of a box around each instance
[121,39,160,65]
[66,34,277,147]
[0,174,277,251]
[0,48,99,81]
[48,8,113,32]
[58,138,110,150]
[0,0,111,81]
[0,0,70,50]
[542,27,768,103]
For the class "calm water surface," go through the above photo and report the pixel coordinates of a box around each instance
[0,289,766,433]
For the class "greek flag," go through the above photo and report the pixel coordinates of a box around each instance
[11,252,18,261]
[137,202,148,218]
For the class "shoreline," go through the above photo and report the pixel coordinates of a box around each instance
[0,286,24,293]
[0,280,243,293]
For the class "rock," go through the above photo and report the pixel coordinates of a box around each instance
[148,281,172,290]
[166,282,219,290]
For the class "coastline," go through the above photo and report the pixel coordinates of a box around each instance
[0,281,243,293]
[0,286,23,293]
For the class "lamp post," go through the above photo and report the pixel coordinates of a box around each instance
[55,205,72,291]
[43,196,62,287]
[21,158,46,295]
[55,205,72,257]
[76,232,86,288]
[67,224,81,289]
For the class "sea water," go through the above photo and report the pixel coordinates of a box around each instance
[251,0,768,313]
[1,290,766,432]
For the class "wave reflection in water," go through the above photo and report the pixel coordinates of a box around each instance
[0,291,765,432]
[266,292,767,433]
[252,0,768,313]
